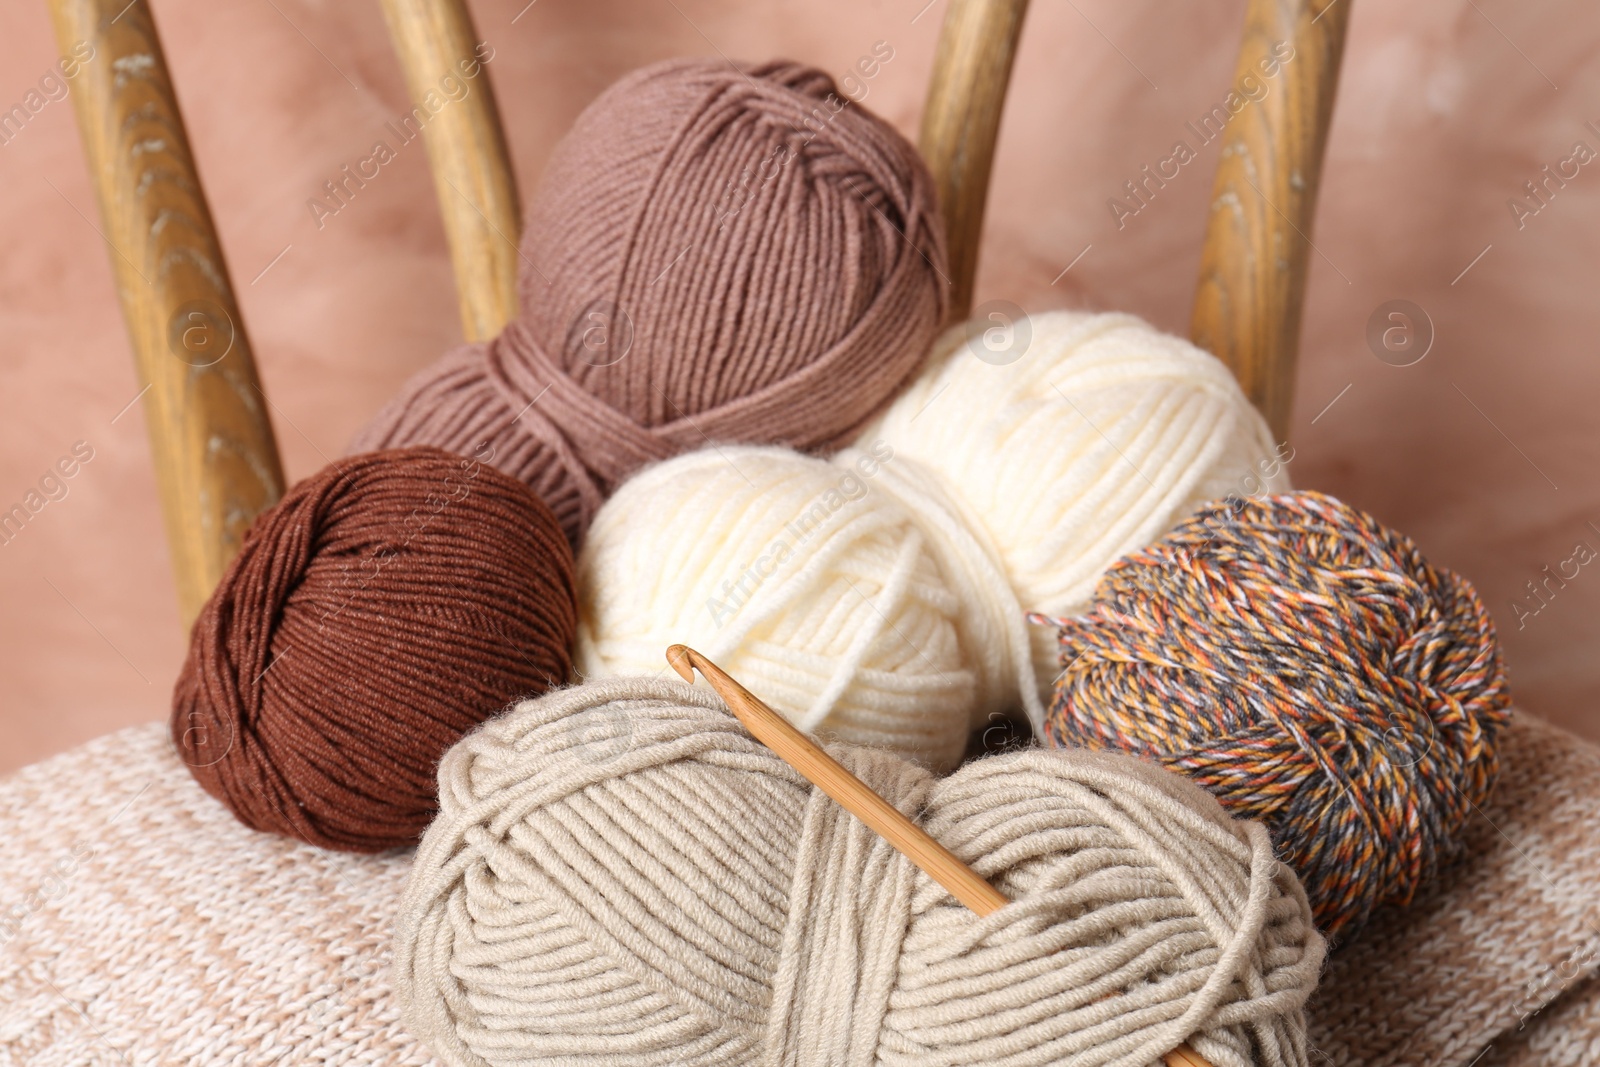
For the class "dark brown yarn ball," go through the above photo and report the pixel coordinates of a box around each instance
[172,447,576,852]
[350,57,948,545]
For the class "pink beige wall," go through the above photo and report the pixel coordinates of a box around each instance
[2,0,1595,773]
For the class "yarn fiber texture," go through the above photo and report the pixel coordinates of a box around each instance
[394,677,1325,1067]
[353,58,947,545]
[173,447,577,852]
[575,444,1040,771]
[1040,490,1511,937]
[860,310,1289,720]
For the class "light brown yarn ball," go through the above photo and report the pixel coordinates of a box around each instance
[353,58,948,545]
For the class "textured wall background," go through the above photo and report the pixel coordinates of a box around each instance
[1,0,1594,773]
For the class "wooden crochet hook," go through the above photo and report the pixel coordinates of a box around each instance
[665,645,1213,1067]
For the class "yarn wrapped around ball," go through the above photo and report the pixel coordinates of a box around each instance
[1039,490,1511,937]
[395,677,1325,1067]
[574,444,1040,770]
[352,58,947,546]
[860,310,1290,719]
[173,447,577,852]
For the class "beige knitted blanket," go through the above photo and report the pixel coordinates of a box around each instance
[1307,711,1600,1066]
[0,725,435,1066]
[0,713,1594,1066]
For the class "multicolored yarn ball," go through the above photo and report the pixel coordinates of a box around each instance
[352,58,946,546]
[173,447,578,852]
[1039,490,1512,936]
[575,444,1039,771]
[860,309,1290,718]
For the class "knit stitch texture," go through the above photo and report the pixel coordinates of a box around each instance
[1306,710,1600,1066]
[0,725,434,1066]
[0,712,1595,1065]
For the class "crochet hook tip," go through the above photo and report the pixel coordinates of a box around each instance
[665,644,695,683]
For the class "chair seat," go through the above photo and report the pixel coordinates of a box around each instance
[1309,711,1600,1066]
[0,712,1595,1066]
[0,724,433,1066]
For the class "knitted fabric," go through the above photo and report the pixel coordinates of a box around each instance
[172,447,577,852]
[0,724,433,1066]
[1041,491,1510,937]
[0,713,1596,1065]
[1307,710,1600,1067]
[394,677,1323,1067]
[351,59,946,546]
[1480,976,1600,1067]
[575,445,1039,771]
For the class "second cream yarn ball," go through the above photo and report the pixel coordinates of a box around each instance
[861,309,1291,718]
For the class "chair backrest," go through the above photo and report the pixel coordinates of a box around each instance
[49,0,1349,627]
[50,0,286,621]
[377,0,521,342]
[1190,0,1349,438]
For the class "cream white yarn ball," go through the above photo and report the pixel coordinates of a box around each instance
[575,444,1039,770]
[860,309,1291,722]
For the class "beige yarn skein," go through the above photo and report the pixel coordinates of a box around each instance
[394,677,1325,1067]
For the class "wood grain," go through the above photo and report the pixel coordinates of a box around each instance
[667,644,1215,1067]
[48,0,285,628]
[1190,0,1352,440]
[918,0,1030,322]
[378,0,521,342]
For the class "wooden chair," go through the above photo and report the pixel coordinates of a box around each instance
[38,15,1600,1063]
[45,0,1350,626]
[98,12,1600,1067]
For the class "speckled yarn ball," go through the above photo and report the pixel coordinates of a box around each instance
[1040,490,1511,936]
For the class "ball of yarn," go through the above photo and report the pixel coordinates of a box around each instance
[861,310,1290,717]
[395,677,1325,1067]
[574,444,1039,770]
[1040,490,1512,936]
[352,58,947,545]
[172,447,577,852]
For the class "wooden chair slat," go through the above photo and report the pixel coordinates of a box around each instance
[59,1,1352,628]
[378,0,521,342]
[919,0,1031,323]
[49,0,285,627]
[1190,0,1352,440]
